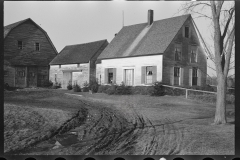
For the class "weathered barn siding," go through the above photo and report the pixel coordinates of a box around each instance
[4,19,57,87]
[162,17,207,87]
[49,63,89,89]
[4,65,15,87]
[98,55,163,86]
[4,21,56,66]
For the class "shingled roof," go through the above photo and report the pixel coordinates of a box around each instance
[50,40,108,65]
[98,14,191,60]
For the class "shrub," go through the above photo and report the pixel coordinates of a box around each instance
[42,80,53,88]
[151,81,165,96]
[51,82,61,89]
[106,84,116,95]
[115,82,132,95]
[202,85,215,92]
[73,84,81,92]
[131,86,153,95]
[89,78,99,93]
[67,82,73,90]
[227,94,235,104]
[98,85,110,93]
[82,81,89,92]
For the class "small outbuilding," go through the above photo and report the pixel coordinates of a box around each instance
[49,40,108,89]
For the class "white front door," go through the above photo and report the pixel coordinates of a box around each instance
[125,69,134,86]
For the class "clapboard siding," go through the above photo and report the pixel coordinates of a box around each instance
[162,18,207,87]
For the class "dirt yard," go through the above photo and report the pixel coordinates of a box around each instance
[4,88,235,155]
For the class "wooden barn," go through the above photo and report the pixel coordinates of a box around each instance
[49,40,108,89]
[4,18,58,88]
[97,10,207,87]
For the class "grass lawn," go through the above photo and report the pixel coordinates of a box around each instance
[4,88,235,155]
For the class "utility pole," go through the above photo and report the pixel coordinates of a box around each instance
[122,10,124,27]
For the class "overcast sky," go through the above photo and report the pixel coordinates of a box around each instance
[5,1,231,77]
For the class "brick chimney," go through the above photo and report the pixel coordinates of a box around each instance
[148,10,154,26]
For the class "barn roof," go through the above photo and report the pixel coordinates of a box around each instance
[98,14,191,60]
[4,18,58,56]
[50,40,108,65]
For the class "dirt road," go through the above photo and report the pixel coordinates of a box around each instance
[4,89,234,155]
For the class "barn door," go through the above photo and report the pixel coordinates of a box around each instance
[27,66,37,87]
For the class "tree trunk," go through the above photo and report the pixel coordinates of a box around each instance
[214,74,227,124]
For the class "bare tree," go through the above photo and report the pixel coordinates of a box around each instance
[180,1,235,124]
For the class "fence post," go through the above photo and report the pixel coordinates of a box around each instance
[186,89,188,99]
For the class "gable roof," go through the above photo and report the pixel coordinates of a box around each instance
[98,14,191,60]
[4,18,58,55]
[50,40,108,65]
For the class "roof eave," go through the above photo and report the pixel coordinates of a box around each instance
[98,52,163,61]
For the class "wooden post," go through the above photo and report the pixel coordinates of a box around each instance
[186,89,188,99]
[25,66,28,87]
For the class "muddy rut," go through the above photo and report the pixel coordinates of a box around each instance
[17,98,184,155]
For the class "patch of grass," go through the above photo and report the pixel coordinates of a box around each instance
[4,103,73,153]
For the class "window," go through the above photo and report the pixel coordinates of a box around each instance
[105,68,116,84]
[175,45,181,61]
[108,68,113,84]
[192,67,198,85]
[35,43,40,51]
[59,65,61,68]
[185,26,189,38]
[18,41,23,49]
[190,46,197,63]
[146,66,153,84]
[125,69,134,86]
[18,71,25,77]
[4,71,8,76]
[77,64,80,68]
[174,67,180,85]
[29,72,35,77]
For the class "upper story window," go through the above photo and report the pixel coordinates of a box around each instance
[185,26,189,38]
[174,44,181,61]
[18,41,23,49]
[190,46,198,63]
[59,65,61,69]
[35,43,40,51]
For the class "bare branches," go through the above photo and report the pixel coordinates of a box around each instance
[222,6,235,40]
[223,27,235,77]
[216,1,224,17]
[208,65,216,72]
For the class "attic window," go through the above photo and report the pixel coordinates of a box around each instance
[185,26,189,38]
[35,43,40,51]
[18,41,23,49]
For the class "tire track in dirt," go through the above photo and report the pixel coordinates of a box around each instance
[13,97,185,155]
